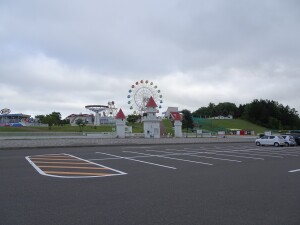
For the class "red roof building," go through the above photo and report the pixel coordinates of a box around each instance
[146,96,158,108]
[170,112,182,121]
[115,109,126,120]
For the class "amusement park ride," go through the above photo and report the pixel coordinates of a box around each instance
[0,79,170,133]
[83,80,163,126]
[0,108,31,127]
[127,80,163,115]
[85,101,118,126]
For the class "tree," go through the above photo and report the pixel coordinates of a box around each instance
[127,114,141,124]
[214,102,237,117]
[192,107,210,118]
[76,119,86,132]
[60,119,70,126]
[43,115,56,130]
[235,104,245,118]
[35,112,65,127]
[49,112,62,126]
[181,109,194,130]
[35,115,45,123]
[192,102,238,118]
[242,99,300,129]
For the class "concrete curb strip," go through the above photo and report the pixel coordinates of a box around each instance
[0,136,256,150]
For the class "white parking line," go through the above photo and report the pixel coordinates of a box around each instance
[216,150,283,158]
[288,169,300,173]
[148,150,242,163]
[123,151,213,166]
[96,152,177,170]
[225,147,300,157]
[250,149,299,157]
[180,149,265,160]
[279,150,300,155]
[90,155,157,161]
[122,146,154,149]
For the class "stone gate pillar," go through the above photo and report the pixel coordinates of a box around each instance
[115,109,126,138]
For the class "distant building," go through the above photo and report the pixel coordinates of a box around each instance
[211,115,233,119]
[228,129,255,135]
[164,107,179,119]
[66,114,94,126]
[0,113,31,127]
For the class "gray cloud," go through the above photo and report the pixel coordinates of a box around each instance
[0,0,300,117]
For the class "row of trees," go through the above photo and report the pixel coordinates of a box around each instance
[242,100,300,129]
[35,112,69,129]
[188,99,300,130]
[192,102,239,118]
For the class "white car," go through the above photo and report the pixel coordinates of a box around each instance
[281,135,297,146]
[255,135,285,147]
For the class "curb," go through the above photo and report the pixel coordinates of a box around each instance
[0,137,255,150]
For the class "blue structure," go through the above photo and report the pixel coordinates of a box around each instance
[0,113,31,127]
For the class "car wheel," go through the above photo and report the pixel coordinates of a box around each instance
[274,142,279,147]
[256,142,261,146]
[285,142,289,147]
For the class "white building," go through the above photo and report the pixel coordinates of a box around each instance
[142,96,161,138]
[115,109,126,138]
[66,114,94,126]
[164,107,179,119]
[170,111,183,137]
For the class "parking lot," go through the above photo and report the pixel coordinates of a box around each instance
[1,143,300,225]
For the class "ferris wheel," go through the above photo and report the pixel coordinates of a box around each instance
[127,80,163,114]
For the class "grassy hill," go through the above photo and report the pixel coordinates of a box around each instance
[159,119,267,135]
[198,119,267,134]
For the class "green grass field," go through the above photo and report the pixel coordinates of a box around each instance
[201,119,267,134]
[162,119,174,135]
[0,125,115,132]
[0,119,267,134]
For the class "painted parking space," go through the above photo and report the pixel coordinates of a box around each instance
[26,153,126,178]
[88,145,300,173]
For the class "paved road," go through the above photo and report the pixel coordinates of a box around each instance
[1,143,300,225]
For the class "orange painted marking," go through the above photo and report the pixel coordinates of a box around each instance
[26,153,127,178]
[32,161,91,165]
[29,158,79,161]
[38,166,109,170]
[43,171,110,176]
[34,156,73,158]
[30,157,77,159]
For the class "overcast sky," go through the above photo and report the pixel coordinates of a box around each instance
[1,0,300,118]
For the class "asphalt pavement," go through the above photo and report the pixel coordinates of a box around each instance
[1,143,300,225]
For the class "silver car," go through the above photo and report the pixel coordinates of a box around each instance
[255,135,285,147]
[281,135,297,146]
